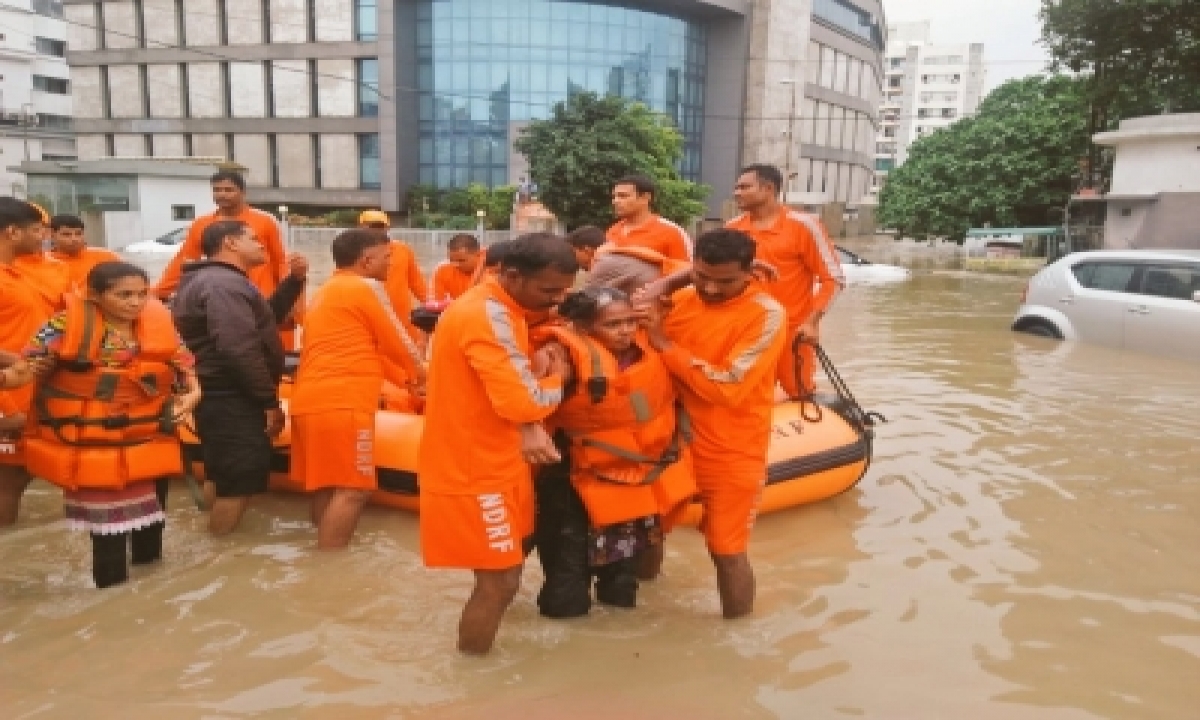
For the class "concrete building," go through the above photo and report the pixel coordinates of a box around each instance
[872,21,984,195]
[16,157,217,247]
[66,0,884,216]
[1090,113,1200,251]
[0,0,76,196]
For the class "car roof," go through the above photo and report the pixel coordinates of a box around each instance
[1065,249,1200,263]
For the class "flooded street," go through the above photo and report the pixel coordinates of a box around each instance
[2,241,1199,719]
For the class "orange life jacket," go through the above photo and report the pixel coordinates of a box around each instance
[24,296,184,490]
[534,325,696,527]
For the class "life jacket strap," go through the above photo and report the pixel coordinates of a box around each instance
[574,404,692,486]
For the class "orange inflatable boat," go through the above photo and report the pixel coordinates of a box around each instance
[180,350,876,525]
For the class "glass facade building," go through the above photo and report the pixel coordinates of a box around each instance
[415,0,707,188]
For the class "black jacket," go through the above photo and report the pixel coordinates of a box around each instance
[171,261,305,408]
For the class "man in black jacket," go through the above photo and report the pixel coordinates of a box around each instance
[172,219,307,535]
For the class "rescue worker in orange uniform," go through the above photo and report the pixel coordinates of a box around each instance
[155,172,300,347]
[431,233,482,302]
[643,229,787,619]
[532,287,696,617]
[419,233,577,655]
[48,214,119,292]
[0,197,68,525]
[607,175,693,262]
[467,239,512,288]
[358,210,428,345]
[726,164,845,397]
[289,229,425,550]
[24,261,200,588]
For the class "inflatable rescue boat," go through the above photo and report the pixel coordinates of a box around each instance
[180,346,876,524]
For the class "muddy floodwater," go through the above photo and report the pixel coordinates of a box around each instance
[2,240,1198,718]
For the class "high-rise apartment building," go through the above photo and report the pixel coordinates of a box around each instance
[873,21,984,195]
[64,0,884,215]
[0,0,76,196]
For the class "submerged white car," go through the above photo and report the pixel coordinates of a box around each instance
[123,227,187,254]
[836,246,912,284]
[1012,249,1200,361]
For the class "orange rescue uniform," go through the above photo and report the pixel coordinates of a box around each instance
[431,261,474,301]
[659,282,786,554]
[0,256,70,467]
[289,271,422,492]
[50,247,120,292]
[419,278,564,570]
[383,241,428,341]
[726,211,844,396]
[606,215,693,262]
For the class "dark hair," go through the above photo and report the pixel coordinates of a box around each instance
[201,220,250,257]
[331,228,389,268]
[565,225,607,250]
[614,174,657,201]
[499,233,579,276]
[558,287,630,326]
[447,233,480,252]
[50,213,84,231]
[482,240,513,268]
[87,261,149,294]
[694,228,756,270]
[0,197,44,230]
[210,170,247,190]
[739,164,783,194]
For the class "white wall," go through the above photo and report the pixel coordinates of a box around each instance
[1109,136,1200,195]
[130,175,217,245]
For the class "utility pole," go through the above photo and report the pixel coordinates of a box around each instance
[780,79,798,197]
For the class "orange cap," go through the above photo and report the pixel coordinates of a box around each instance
[358,210,390,227]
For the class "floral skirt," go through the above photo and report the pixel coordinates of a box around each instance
[64,481,164,535]
[588,515,663,567]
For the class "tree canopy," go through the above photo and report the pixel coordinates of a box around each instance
[1040,0,1200,122]
[878,75,1090,240]
[513,92,708,229]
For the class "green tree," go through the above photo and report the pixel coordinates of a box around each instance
[1040,0,1200,180]
[878,76,1090,240]
[513,91,708,229]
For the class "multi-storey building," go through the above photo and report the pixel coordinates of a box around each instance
[65,0,884,215]
[0,0,76,197]
[873,21,984,195]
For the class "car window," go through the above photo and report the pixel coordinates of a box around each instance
[1072,262,1138,293]
[1137,264,1200,301]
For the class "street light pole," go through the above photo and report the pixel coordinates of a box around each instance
[780,79,798,198]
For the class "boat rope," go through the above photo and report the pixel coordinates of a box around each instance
[790,335,887,434]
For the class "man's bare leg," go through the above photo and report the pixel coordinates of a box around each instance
[711,552,755,619]
[202,481,216,511]
[0,466,31,526]
[209,497,251,536]
[311,488,334,526]
[459,566,523,655]
[315,489,371,550]
[637,541,665,580]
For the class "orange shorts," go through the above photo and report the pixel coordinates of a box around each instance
[290,410,377,492]
[695,472,764,555]
[419,478,534,570]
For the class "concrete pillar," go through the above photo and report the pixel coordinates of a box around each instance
[741,0,813,180]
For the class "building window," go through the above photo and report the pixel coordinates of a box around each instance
[416,0,706,187]
[355,0,378,42]
[32,0,64,19]
[357,58,379,117]
[35,37,66,57]
[172,205,196,221]
[812,0,884,50]
[876,158,895,172]
[32,75,70,94]
[359,133,380,189]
